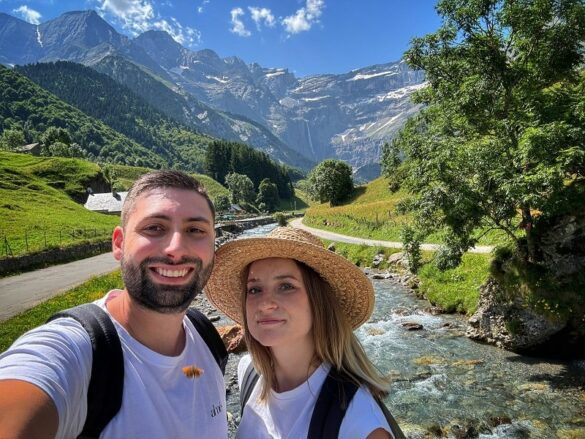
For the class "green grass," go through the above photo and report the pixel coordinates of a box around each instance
[324,240,401,269]
[0,152,229,259]
[111,163,229,200]
[0,152,120,257]
[418,252,492,314]
[319,241,491,316]
[304,177,509,246]
[0,270,123,352]
[277,188,313,212]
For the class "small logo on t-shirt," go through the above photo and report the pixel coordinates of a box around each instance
[210,402,223,418]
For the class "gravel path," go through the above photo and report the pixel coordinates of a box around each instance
[289,218,494,254]
[0,252,119,322]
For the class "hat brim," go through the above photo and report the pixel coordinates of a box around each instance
[204,236,375,329]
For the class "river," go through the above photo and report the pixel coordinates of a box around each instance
[224,224,585,438]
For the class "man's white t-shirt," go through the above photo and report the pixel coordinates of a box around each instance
[236,355,393,439]
[0,290,228,438]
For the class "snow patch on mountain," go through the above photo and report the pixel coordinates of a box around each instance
[349,70,397,81]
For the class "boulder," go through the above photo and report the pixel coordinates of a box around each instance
[401,322,424,331]
[538,214,585,277]
[466,278,565,351]
[217,324,247,353]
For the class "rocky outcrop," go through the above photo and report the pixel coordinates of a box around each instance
[466,278,566,351]
[538,214,585,277]
[217,324,246,354]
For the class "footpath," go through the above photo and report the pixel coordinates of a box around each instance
[0,217,493,323]
[0,252,118,322]
[289,218,494,254]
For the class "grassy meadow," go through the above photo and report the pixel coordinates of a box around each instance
[0,151,229,258]
[326,240,490,315]
[304,177,509,246]
[0,152,120,257]
[304,177,500,315]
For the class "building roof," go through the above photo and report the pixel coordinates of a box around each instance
[84,191,128,214]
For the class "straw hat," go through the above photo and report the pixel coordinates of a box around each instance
[204,226,375,329]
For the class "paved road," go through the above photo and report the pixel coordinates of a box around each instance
[0,218,493,323]
[0,253,119,322]
[289,218,494,254]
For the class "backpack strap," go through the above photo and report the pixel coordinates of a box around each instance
[308,368,358,439]
[308,367,406,439]
[186,308,228,375]
[374,397,407,439]
[48,303,124,439]
[239,361,260,415]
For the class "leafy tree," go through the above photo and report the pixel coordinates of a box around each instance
[41,126,72,147]
[225,172,256,204]
[307,159,354,206]
[213,194,231,212]
[382,0,585,266]
[0,128,25,150]
[256,178,280,212]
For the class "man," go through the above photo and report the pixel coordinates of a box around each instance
[0,170,228,438]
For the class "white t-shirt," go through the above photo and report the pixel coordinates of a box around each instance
[236,355,393,439]
[0,290,228,438]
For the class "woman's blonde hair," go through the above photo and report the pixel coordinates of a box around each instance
[242,259,390,402]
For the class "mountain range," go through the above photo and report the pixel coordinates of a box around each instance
[0,10,425,179]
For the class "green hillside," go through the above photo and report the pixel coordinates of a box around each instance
[109,163,229,200]
[0,151,228,258]
[17,62,212,171]
[304,177,508,245]
[0,65,166,168]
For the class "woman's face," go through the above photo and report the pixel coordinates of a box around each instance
[245,258,313,351]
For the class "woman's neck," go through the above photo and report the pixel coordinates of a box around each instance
[270,338,319,392]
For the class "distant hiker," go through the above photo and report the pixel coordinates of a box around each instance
[205,227,404,439]
[0,170,228,438]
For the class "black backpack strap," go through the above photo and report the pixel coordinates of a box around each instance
[186,308,228,375]
[48,303,124,439]
[308,367,406,439]
[308,368,359,439]
[239,361,260,415]
[375,397,406,439]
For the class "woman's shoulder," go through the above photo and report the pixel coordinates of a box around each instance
[339,386,393,439]
[237,354,253,385]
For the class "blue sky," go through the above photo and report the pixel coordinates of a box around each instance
[1,0,442,77]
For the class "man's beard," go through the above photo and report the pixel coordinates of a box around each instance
[121,256,214,314]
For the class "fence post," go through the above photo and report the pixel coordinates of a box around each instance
[25,230,29,252]
[4,236,13,257]
[44,229,47,248]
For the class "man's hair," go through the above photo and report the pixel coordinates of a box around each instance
[242,260,390,402]
[121,170,215,228]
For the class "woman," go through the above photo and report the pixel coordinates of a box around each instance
[205,227,401,438]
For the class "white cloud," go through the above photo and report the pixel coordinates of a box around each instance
[249,7,275,29]
[230,7,250,37]
[96,0,154,33]
[282,0,324,34]
[197,0,210,14]
[153,17,201,46]
[12,5,42,25]
[94,0,201,48]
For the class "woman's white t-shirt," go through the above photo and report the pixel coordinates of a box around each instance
[236,355,393,439]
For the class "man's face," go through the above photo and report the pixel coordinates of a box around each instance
[112,188,215,314]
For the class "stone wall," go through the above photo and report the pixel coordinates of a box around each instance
[0,240,111,276]
[1,216,281,276]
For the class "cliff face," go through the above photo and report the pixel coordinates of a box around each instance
[466,211,585,357]
[0,10,426,176]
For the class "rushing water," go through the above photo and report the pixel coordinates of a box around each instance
[224,223,585,438]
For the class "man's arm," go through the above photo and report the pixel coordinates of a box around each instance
[0,379,58,438]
